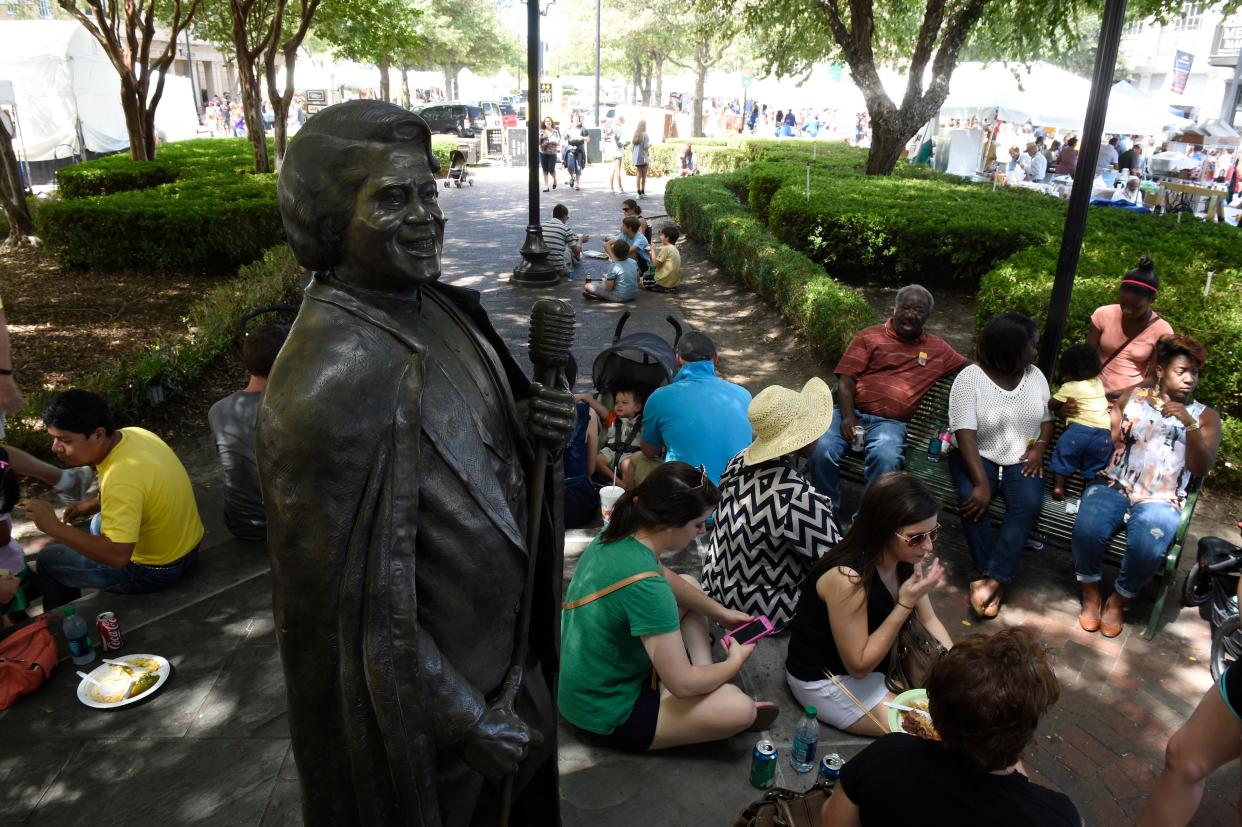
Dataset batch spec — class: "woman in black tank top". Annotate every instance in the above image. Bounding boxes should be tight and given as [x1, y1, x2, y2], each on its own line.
[785, 472, 954, 736]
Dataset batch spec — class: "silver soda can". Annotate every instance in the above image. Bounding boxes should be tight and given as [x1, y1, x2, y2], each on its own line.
[851, 426, 865, 452]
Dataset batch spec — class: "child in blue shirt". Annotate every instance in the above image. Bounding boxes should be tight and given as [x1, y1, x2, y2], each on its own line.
[583, 239, 638, 303]
[619, 216, 651, 277]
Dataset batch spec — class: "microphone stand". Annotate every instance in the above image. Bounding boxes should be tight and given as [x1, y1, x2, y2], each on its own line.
[498, 298, 575, 826]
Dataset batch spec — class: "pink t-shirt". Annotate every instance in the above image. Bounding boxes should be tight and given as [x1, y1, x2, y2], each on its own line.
[1091, 304, 1174, 394]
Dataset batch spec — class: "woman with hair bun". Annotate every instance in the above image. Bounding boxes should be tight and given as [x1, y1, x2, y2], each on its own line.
[1086, 256, 1175, 397]
[1073, 334, 1221, 638]
[558, 461, 779, 751]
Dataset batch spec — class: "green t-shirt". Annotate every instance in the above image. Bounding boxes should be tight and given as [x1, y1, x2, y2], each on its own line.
[558, 535, 681, 735]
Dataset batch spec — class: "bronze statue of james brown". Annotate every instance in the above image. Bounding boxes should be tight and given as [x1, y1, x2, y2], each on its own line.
[257, 100, 571, 827]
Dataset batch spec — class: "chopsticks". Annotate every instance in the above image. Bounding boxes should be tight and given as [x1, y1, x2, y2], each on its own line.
[823, 668, 889, 732]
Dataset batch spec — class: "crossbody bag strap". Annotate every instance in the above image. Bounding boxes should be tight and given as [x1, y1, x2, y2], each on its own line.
[1101, 312, 1160, 370]
[563, 570, 661, 610]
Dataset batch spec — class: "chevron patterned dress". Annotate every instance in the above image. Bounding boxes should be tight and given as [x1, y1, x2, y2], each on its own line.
[703, 455, 843, 627]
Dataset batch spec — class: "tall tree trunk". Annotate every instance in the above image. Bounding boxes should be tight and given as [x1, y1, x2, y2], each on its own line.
[641, 63, 652, 106]
[0, 121, 36, 244]
[118, 81, 155, 162]
[401, 66, 411, 109]
[235, 51, 271, 173]
[862, 99, 938, 175]
[692, 58, 707, 137]
[378, 53, 391, 102]
[655, 58, 663, 107]
[632, 58, 641, 104]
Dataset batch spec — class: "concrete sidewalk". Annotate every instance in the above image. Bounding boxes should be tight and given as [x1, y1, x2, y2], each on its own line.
[3, 161, 1240, 825]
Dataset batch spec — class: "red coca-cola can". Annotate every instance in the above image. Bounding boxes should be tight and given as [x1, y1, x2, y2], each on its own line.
[96, 611, 124, 652]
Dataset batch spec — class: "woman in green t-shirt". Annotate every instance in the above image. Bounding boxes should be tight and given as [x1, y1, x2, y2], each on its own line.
[559, 462, 779, 751]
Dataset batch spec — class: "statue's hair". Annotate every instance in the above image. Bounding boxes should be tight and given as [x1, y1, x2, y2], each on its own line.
[278, 100, 440, 270]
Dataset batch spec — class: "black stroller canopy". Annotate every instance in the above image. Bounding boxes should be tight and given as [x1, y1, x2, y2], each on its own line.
[590, 313, 682, 394]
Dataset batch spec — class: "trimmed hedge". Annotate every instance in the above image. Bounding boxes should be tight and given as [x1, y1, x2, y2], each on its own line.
[42, 139, 282, 273]
[705, 141, 1242, 490]
[57, 157, 180, 199]
[623, 139, 751, 178]
[2, 244, 303, 454]
[664, 172, 876, 365]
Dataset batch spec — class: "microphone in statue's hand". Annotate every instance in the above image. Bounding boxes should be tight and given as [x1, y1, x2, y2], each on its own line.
[528, 298, 575, 372]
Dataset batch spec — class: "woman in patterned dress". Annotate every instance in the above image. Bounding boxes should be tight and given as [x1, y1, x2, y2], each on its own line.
[1073, 334, 1221, 638]
[703, 378, 842, 629]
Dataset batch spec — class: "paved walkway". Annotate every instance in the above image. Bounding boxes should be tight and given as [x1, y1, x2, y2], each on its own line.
[3, 162, 1241, 825]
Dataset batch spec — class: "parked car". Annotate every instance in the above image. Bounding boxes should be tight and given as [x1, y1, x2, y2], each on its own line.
[413, 102, 482, 137]
[499, 101, 519, 128]
[502, 94, 527, 120]
[468, 100, 513, 130]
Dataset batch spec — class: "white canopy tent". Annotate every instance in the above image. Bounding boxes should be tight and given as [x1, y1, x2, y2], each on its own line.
[0, 20, 199, 163]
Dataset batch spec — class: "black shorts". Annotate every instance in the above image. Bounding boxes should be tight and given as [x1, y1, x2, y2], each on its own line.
[540, 153, 557, 174]
[575, 683, 660, 751]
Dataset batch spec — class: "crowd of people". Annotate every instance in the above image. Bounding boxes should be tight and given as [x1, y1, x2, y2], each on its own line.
[554, 256, 1226, 823]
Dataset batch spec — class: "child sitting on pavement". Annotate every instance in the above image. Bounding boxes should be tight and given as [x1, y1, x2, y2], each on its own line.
[607, 216, 651, 278]
[1049, 343, 1117, 501]
[0, 449, 32, 625]
[576, 383, 647, 489]
[642, 226, 682, 293]
[583, 239, 638, 303]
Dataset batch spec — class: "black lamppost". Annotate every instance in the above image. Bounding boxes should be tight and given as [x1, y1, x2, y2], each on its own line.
[511, 0, 558, 287]
[1039, 0, 1128, 376]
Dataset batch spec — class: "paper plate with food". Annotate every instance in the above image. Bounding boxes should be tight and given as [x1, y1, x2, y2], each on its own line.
[887, 688, 940, 741]
[77, 654, 171, 709]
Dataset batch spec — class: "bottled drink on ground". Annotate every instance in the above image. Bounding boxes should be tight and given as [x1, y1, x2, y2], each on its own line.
[791, 705, 819, 773]
[63, 606, 96, 666]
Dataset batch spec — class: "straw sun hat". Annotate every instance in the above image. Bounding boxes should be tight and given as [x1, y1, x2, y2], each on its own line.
[742, 377, 834, 467]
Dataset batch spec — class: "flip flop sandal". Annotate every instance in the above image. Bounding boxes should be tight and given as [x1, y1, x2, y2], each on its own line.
[746, 701, 780, 733]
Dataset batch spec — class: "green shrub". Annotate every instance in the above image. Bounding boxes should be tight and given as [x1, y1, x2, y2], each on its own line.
[40, 139, 283, 273]
[432, 136, 459, 173]
[2, 245, 303, 454]
[57, 157, 180, 198]
[664, 173, 876, 365]
[623, 140, 750, 178]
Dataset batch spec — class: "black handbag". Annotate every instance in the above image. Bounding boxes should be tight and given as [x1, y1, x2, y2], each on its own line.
[733, 781, 833, 827]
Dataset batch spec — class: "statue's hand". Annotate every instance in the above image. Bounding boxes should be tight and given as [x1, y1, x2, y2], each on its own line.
[527, 381, 576, 449]
[460, 667, 542, 778]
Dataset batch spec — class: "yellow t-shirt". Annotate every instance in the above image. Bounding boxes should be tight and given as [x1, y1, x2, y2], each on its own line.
[654, 243, 681, 288]
[98, 427, 204, 565]
[1053, 377, 1110, 430]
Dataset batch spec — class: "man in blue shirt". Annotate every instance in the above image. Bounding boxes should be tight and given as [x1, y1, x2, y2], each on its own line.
[640, 331, 752, 484]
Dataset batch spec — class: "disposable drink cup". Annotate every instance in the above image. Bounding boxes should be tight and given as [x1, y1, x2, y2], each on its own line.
[600, 486, 625, 524]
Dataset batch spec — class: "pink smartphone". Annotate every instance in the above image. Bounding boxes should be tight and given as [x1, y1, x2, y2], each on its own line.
[722, 615, 775, 647]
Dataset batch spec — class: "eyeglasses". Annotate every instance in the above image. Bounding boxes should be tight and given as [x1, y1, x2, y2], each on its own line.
[894, 525, 940, 547]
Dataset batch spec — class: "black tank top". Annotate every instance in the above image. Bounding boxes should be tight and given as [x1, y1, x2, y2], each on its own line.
[785, 560, 896, 682]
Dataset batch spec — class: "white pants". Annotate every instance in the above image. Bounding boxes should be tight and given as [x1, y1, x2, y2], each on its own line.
[786, 671, 888, 730]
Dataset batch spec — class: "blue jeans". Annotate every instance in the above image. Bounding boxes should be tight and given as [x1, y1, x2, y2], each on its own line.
[36, 544, 200, 610]
[948, 453, 1044, 584]
[810, 407, 907, 512]
[1050, 422, 1113, 479]
[1072, 482, 1181, 598]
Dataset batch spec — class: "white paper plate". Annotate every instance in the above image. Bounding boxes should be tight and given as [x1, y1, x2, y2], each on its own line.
[77, 654, 171, 709]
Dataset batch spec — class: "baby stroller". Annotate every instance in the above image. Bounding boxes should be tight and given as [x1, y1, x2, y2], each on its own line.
[589, 312, 682, 480]
[444, 144, 472, 189]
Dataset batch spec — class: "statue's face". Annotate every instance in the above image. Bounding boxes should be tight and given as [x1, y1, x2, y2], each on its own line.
[337, 143, 445, 293]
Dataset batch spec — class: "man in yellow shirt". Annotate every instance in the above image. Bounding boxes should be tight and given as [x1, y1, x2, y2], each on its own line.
[21, 390, 204, 609]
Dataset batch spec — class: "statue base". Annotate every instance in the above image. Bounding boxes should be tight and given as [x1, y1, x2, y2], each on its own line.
[511, 224, 560, 288]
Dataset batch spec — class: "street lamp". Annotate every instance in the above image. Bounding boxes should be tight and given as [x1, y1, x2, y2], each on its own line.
[511, 0, 558, 287]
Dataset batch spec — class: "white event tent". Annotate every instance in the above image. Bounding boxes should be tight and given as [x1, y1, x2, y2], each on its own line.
[0, 20, 199, 163]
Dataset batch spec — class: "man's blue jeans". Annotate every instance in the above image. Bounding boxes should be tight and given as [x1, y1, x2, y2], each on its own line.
[1072, 482, 1181, 598]
[36, 544, 199, 610]
[810, 407, 907, 512]
[948, 453, 1044, 584]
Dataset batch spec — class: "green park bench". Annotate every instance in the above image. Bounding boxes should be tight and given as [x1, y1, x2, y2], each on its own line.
[839, 374, 1200, 640]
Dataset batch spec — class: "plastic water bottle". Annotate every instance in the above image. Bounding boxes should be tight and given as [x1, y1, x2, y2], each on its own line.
[926, 423, 944, 462]
[63, 606, 96, 666]
[791, 706, 819, 773]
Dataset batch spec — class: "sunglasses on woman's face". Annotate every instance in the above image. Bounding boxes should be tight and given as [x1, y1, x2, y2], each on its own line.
[894, 525, 940, 547]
